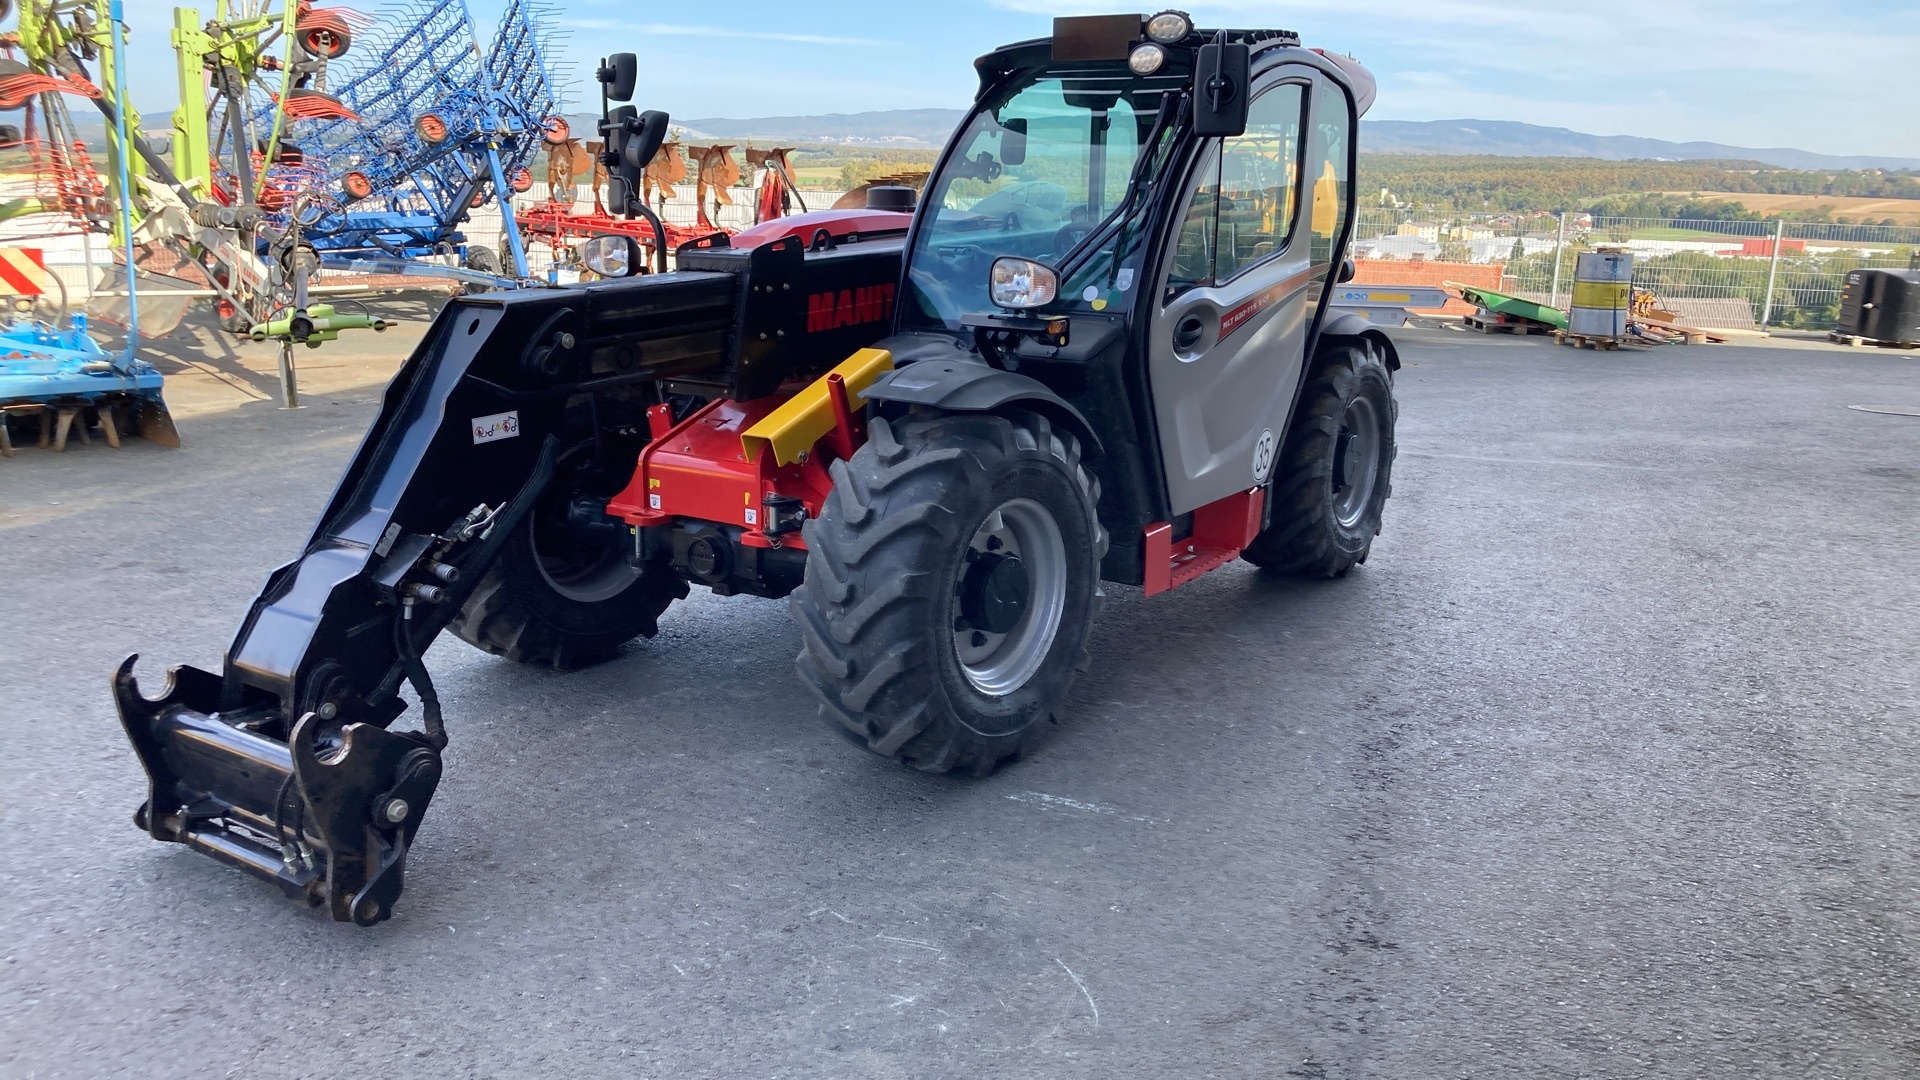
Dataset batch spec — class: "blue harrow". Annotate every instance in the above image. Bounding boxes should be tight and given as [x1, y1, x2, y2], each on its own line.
[265, 0, 568, 284]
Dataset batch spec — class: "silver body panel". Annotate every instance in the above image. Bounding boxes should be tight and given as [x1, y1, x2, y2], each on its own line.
[1147, 62, 1338, 516]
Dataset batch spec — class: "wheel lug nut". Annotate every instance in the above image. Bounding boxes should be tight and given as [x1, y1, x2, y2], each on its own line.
[383, 798, 410, 823]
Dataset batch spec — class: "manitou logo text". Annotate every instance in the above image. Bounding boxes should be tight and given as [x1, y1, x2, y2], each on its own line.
[808, 284, 896, 333]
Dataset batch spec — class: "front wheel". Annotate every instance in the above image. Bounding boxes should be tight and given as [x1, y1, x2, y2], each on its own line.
[450, 501, 686, 669]
[1242, 339, 1397, 578]
[792, 409, 1105, 776]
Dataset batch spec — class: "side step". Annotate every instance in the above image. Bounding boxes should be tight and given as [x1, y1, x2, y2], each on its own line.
[1142, 487, 1266, 596]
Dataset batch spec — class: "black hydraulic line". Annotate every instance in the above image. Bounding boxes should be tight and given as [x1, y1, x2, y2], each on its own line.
[392, 606, 445, 750]
[630, 202, 670, 274]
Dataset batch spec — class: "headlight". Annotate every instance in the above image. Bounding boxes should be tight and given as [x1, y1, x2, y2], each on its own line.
[989, 257, 1058, 310]
[581, 234, 638, 278]
[1145, 10, 1192, 44]
[1127, 42, 1166, 75]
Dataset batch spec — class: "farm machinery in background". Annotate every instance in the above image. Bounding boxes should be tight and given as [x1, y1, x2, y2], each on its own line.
[517, 87, 823, 277]
[285, 0, 566, 287]
[0, 0, 176, 452]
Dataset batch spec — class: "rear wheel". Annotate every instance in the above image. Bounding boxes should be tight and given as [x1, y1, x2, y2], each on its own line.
[1242, 339, 1397, 578]
[450, 499, 685, 668]
[792, 409, 1105, 776]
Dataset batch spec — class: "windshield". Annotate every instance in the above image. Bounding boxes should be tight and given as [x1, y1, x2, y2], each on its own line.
[902, 70, 1184, 331]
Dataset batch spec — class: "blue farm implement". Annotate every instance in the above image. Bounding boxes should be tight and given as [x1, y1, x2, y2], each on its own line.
[1, 0, 179, 454]
[275, 0, 567, 283]
[0, 314, 178, 454]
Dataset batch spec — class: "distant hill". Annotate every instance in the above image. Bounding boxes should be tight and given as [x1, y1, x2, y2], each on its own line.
[637, 110, 1920, 172]
[1362, 120, 1920, 171]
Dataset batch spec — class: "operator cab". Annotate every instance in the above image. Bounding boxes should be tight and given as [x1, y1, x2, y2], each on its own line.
[875, 12, 1377, 583]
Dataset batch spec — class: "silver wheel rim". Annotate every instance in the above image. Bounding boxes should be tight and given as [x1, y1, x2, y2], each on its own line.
[1334, 396, 1382, 529]
[532, 517, 638, 603]
[953, 498, 1068, 697]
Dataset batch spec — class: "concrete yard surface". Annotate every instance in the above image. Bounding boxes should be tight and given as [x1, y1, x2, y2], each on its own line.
[2, 328, 1918, 1077]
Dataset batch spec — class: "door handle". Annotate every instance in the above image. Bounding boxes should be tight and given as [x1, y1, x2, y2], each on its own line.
[1173, 314, 1206, 353]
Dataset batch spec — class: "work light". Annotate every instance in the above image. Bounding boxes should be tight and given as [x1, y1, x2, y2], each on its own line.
[1128, 42, 1167, 75]
[1145, 10, 1192, 43]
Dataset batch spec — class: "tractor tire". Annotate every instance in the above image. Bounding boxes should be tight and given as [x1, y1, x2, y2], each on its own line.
[450, 506, 686, 669]
[792, 409, 1105, 776]
[1242, 339, 1397, 578]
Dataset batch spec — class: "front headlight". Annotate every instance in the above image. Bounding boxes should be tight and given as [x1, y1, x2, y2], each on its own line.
[989, 258, 1058, 310]
[581, 234, 638, 278]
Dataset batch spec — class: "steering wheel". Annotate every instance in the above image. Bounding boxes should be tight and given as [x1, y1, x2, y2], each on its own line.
[1052, 222, 1092, 255]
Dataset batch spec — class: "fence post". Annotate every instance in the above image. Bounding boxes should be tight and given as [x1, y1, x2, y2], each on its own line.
[1549, 213, 1567, 308]
[1760, 219, 1785, 330]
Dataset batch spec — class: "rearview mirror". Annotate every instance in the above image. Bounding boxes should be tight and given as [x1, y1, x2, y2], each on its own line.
[999, 118, 1028, 167]
[598, 53, 638, 103]
[602, 106, 669, 216]
[1192, 35, 1250, 138]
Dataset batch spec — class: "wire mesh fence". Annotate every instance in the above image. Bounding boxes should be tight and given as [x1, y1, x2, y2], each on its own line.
[1349, 208, 1920, 331]
[4, 184, 1915, 332]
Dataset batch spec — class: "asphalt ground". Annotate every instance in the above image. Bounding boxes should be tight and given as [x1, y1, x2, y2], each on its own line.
[3, 325, 1918, 1078]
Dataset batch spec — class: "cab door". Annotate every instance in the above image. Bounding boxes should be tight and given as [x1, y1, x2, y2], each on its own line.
[1146, 75, 1320, 516]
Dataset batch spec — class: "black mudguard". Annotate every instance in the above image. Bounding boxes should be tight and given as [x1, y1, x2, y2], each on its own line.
[861, 348, 1104, 458]
[1317, 312, 1401, 371]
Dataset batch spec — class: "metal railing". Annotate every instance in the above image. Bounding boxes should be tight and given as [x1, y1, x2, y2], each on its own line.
[6, 193, 1913, 332]
[1350, 208, 1920, 331]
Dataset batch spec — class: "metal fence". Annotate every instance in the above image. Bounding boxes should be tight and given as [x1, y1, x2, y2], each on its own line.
[1351, 209, 1920, 331]
[6, 187, 1914, 332]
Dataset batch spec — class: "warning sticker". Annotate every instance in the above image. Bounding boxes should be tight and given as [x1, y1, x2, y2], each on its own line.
[472, 411, 520, 444]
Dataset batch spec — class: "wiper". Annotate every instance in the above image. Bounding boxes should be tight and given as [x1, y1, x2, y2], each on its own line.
[1055, 91, 1186, 281]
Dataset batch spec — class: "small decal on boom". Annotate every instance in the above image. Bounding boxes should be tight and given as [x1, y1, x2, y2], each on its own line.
[472, 410, 520, 444]
[807, 283, 897, 333]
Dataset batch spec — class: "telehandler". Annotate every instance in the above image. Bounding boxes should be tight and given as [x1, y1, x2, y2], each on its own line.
[113, 13, 1402, 924]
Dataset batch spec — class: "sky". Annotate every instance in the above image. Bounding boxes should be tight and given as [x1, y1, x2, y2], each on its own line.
[110, 0, 1920, 159]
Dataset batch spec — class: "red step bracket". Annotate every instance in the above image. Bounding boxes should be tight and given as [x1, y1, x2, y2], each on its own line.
[1142, 486, 1266, 597]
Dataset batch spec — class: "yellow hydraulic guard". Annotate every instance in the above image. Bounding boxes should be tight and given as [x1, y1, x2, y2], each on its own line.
[741, 348, 893, 465]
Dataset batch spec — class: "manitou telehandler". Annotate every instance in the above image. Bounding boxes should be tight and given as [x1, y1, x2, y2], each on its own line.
[112, 13, 1402, 924]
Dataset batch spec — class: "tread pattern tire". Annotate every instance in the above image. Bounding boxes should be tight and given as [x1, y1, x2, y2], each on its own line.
[791, 409, 1105, 777]
[449, 515, 686, 669]
[1242, 339, 1397, 578]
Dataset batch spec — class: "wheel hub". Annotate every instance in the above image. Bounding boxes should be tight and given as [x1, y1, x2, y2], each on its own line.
[1331, 396, 1382, 529]
[952, 500, 1068, 697]
[960, 553, 1030, 635]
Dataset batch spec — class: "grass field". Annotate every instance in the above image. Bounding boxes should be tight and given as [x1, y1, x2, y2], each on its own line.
[1676, 191, 1920, 225]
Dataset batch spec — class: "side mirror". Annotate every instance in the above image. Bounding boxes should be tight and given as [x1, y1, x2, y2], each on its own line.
[999, 118, 1028, 167]
[602, 106, 669, 217]
[598, 53, 637, 103]
[1192, 34, 1251, 138]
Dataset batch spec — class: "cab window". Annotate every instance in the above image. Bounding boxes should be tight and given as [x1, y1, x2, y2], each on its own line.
[1166, 82, 1307, 297]
[1309, 76, 1352, 271]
